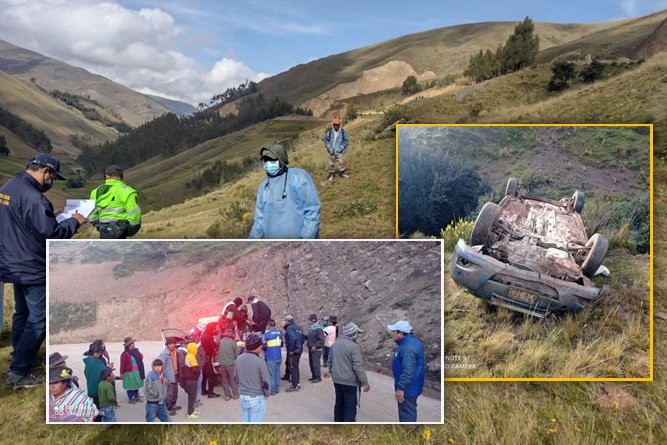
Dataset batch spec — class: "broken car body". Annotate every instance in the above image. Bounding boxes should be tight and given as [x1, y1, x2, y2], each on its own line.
[451, 177, 608, 317]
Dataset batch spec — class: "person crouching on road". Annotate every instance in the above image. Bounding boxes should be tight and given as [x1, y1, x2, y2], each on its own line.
[88, 164, 141, 239]
[248, 143, 320, 239]
[98, 367, 117, 422]
[234, 334, 271, 422]
[388, 320, 425, 422]
[145, 358, 172, 422]
[327, 322, 370, 422]
[183, 342, 201, 419]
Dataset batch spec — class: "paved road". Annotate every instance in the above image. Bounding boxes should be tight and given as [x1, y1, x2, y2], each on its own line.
[51, 341, 442, 423]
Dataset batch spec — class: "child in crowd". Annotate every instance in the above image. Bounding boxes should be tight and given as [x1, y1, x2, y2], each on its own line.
[183, 342, 201, 419]
[144, 358, 172, 422]
[98, 367, 117, 422]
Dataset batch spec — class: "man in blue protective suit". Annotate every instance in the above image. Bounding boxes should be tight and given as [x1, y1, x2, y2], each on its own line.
[249, 143, 320, 239]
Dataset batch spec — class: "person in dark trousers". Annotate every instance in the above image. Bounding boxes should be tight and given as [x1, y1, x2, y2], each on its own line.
[200, 322, 221, 398]
[158, 337, 183, 415]
[388, 320, 425, 422]
[182, 342, 201, 419]
[306, 313, 325, 383]
[328, 322, 370, 422]
[0, 154, 85, 388]
[283, 315, 304, 392]
[144, 358, 172, 422]
[247, 295, 272, 332]
[323, 315, 338, 367]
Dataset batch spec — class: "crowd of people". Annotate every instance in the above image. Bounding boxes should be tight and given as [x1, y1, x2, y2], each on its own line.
[48, 296, 426, 423]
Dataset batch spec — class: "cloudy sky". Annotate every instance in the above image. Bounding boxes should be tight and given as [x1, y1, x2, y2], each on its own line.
[0, 0, 665, 105]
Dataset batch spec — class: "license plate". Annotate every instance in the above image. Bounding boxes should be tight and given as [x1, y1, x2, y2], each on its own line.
[507, 287, 537, 304]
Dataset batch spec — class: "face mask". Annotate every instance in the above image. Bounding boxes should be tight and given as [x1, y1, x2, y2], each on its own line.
[263, 160, 281, 176]
[40, 172, 54, 192]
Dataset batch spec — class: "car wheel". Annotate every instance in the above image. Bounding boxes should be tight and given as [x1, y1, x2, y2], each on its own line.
[470, 202, 500, 246]
[572, 190, 585, 213]
[505, 177, 518, 197]
[581, 233, 608, 277]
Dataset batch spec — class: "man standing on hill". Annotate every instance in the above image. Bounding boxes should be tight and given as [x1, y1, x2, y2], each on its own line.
[89, 165, 141, 239]
[387, 320, 425, 422]
[0, 153, 85, 388]
[249, 143, 320, 239]
[323, 117, 349, 180]
[327, 322, 370, 422]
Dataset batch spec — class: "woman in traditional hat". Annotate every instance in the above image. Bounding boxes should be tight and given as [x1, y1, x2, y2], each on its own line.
[119, 336, 145, 403]
[49, 366, 99, 422]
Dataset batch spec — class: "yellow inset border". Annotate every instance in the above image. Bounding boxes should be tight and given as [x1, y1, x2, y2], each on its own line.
[395, 123, 654, 383]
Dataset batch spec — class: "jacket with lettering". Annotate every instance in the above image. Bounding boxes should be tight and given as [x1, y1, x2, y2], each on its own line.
[262, 328, 283, 361]
[0, 171, 80, 285]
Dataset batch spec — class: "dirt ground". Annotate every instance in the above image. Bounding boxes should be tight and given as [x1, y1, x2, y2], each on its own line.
[49, 341, 443, 423]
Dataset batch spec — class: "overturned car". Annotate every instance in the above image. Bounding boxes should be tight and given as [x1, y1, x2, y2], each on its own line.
[451, 177, 608, 317]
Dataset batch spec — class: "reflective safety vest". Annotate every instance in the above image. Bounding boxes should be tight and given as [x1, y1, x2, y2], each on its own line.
[89, 179, 141, 228]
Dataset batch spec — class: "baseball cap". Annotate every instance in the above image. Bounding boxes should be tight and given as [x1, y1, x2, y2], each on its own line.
[387, 320, 413, 334]
[29, 153, 66, 180]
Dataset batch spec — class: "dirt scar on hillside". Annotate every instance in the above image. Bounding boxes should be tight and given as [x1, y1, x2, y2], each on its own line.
[481, 133, 646, 195]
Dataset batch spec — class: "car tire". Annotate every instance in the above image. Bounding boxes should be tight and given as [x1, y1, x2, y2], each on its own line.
[572, 190, 585, 213]
[470, 202, 500, 246]
[581, 233, 608, 277]
[505, 177, 518, 197]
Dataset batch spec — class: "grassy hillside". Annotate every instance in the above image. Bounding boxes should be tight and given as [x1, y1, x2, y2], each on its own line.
[258, 21, 621, 106]
[0, 71, 117, 159]
[537, 10, 667, 62]
[0, 39, 172, 126]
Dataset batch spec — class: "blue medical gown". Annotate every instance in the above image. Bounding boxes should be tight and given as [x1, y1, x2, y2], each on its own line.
[249, 168, 320, 239]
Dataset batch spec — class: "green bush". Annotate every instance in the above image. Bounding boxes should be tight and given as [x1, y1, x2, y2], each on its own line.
[441, 219, 474, 252]
[346, 104, 359, 121]
[392, 295, 416, 309]
[112, 263, 133, 278]
[50, 301, 97, 334]
[333, 199, 377, 218]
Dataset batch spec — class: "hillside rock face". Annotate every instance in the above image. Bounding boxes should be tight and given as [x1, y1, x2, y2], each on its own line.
[49, 241, 442, 389]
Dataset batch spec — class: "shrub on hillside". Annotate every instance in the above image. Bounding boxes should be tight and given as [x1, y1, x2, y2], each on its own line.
[441, 219, 474, 252]
[0, 135, 8, 155]
[548, 61, 576, 91]
[580, 58, 605, 83]
[402, 75, 422, 96]
[50, 302, 97, 334]
[346, 104, 359, 121]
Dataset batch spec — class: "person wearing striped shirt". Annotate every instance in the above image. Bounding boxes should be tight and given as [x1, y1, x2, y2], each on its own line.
[49, 366, 99, 422]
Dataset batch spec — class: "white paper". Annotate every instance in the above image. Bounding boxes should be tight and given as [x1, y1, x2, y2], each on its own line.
[56, 199, 96, 222]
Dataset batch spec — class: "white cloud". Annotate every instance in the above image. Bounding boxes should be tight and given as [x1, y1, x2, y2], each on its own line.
[0, 0, 270, 105]
[619, 0, 638, 16]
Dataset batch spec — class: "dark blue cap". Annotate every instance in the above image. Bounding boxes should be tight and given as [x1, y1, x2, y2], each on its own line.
[28, 153, 66, 180]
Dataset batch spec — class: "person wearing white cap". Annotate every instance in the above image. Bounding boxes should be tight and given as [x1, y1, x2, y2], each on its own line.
[327, 322, 370, 422]
[387, 320, 425, 422]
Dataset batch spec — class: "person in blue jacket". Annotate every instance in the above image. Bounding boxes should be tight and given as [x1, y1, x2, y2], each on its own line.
[0, 154, 85, 388]
[282, 315, 304, 392]
[249, 143, 320, 239]
[387, 320, 425, 422]
[262, 319, 284, 395]
[322, 117, 350, 180]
